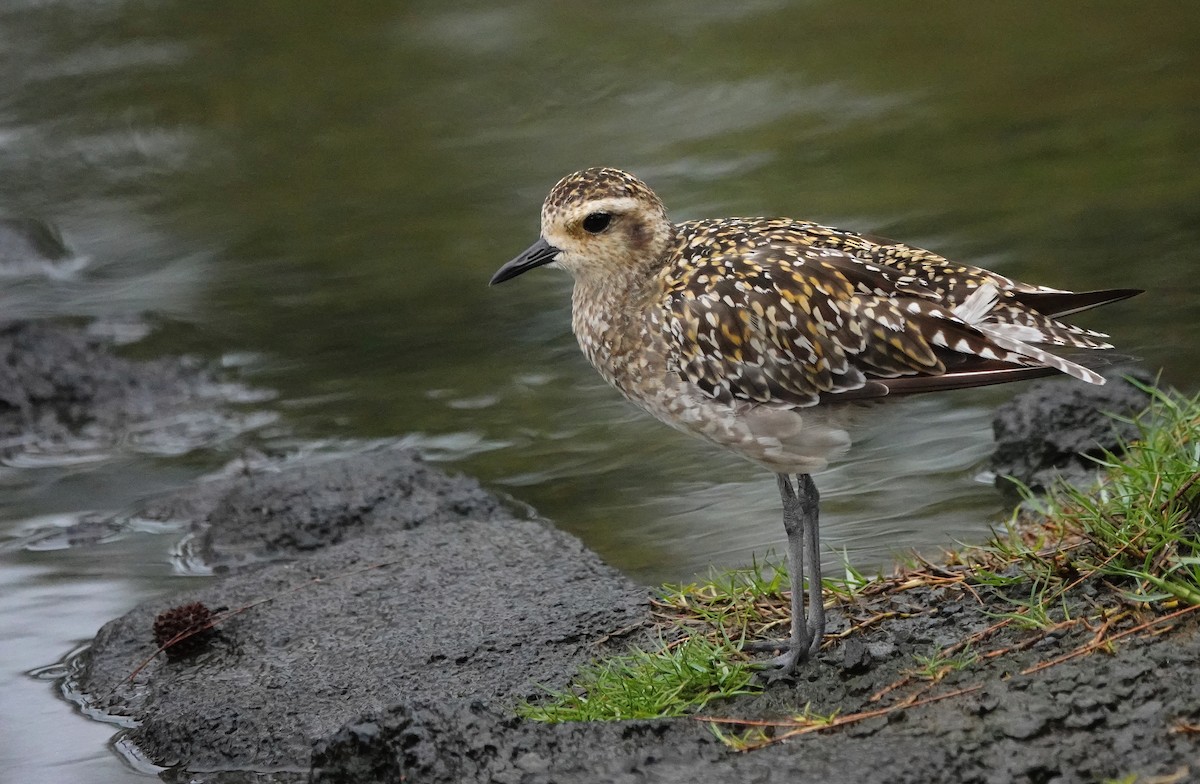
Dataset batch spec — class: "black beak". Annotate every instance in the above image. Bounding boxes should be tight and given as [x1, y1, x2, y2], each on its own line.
[490, 237, 561, 285]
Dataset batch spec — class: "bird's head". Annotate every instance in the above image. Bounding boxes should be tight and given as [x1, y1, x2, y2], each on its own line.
[490, 168, 674, 286]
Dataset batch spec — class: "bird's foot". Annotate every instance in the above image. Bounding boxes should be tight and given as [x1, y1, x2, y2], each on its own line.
[743, 634, 823, 675]
[749, 645, 808, 677]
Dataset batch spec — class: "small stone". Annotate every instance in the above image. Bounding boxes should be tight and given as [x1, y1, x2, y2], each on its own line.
[999, 713, 1048, 740]
[867, 640, 897, 660]
[840, 638, 871, 673]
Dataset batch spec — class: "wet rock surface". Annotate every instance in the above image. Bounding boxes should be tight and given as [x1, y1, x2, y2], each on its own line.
[310, 701, 716, 784]
[75, 451, 649, 775]
[991, 369, 1153, 493]
[310, 585, 1200, 784]
[137, 449, 511, 569]
[0, 320, 270, 457]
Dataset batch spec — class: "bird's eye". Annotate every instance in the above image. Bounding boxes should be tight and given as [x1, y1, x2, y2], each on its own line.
[582, 212, 612, 234]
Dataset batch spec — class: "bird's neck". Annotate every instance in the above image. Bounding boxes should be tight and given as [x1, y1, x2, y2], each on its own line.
[569, 265, 660, 383]
[568, 219, 676, 382]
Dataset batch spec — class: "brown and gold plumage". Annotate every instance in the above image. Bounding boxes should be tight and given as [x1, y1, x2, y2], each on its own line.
[492, 167, 1139, 672]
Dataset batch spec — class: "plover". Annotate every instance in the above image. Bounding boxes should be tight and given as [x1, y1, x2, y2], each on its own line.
[491, 167, 1139, 672]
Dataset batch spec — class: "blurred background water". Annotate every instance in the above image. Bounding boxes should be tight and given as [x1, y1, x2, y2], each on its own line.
[0, 2, 1196, 781]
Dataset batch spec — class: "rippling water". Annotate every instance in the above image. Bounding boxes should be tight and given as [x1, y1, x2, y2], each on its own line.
[1, 2, 1197, 781]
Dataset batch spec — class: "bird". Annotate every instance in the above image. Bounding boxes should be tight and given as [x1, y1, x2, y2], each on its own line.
[490, 167, 1139, 673]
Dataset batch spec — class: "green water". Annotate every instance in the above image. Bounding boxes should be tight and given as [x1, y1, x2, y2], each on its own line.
[1, 2, 1196, 781]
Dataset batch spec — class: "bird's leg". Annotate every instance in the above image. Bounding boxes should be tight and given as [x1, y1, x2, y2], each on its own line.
[749, 472, 823, 672]
[798, 472, 824, 658]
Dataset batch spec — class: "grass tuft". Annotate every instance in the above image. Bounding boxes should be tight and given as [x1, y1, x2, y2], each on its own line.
[910, 646, 979, 681]
[991, 382, 1200, 611]
[516, 633, 757, 722]
[518, 551, 876, 723]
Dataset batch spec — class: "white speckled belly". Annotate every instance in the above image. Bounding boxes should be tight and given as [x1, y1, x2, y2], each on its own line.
[577, 308, 853, 475]
[636, 371, 852, 474]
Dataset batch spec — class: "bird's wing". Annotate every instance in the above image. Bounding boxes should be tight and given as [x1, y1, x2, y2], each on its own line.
[813, 248, 1130, 350]
[659, 243, 1104, 408]
[801, 231, 1140, 350]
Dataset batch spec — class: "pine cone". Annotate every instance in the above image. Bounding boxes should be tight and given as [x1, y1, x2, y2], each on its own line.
[152, 601, 216, 660]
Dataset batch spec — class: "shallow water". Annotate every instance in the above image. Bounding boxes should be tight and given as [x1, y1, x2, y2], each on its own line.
[1, 2, 1197, 781]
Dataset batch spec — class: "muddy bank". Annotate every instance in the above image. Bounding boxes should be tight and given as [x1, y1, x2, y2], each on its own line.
[311, 601, 1199, 784]
[73, 448, 651, 776]
[66, 365, 1196, 782]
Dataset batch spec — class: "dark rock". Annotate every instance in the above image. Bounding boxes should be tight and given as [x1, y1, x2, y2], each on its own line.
[73, 510, 1200, 784]
[309, 700, 722, 784]
[991, 369, 1153, 493]
[75, 511, 649, 774]
[303, 595, 1200, 784]
[138, 448, 510, 568]
[0, 320, 270, 458]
